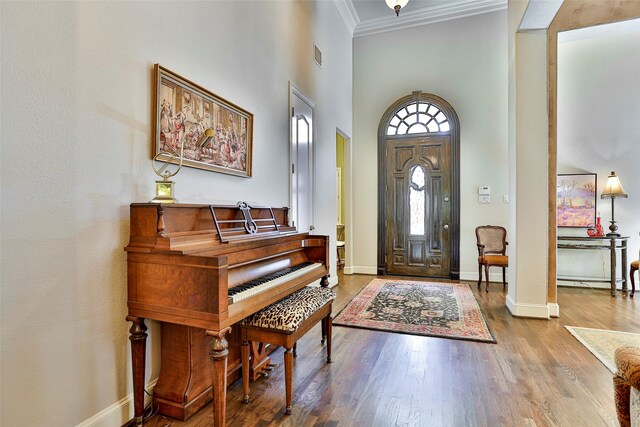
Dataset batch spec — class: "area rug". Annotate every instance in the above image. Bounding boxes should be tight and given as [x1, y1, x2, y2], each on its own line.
[333, 278, 495, 343]
[565, 326, 640, 373]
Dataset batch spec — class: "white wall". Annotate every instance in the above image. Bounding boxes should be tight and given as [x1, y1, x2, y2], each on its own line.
[352, 10, 509, 278]
[557, 22, 640, 288]
[0, 1, 352, 425]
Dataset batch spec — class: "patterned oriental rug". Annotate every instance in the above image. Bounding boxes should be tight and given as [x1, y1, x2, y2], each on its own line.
[565, 326, 640, 373]
[333, 279, 496, 343]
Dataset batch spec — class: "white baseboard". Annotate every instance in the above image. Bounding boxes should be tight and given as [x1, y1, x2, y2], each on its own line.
[548, 302, 560, 318]
[343, 266, 354, 274]
[328, 275, 339, 288]
[459, 271, 505, 283]
[351, 265, 377, 275]
[556, 279, 619, 290]
[76, 379, 157, 427]
[506, 294, 550, 319]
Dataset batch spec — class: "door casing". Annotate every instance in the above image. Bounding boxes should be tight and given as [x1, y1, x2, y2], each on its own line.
[377, 91, 460, 279]
[289, 82, 315, 233]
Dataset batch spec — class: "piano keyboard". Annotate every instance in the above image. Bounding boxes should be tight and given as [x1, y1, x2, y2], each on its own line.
[228, 261, 323, 304]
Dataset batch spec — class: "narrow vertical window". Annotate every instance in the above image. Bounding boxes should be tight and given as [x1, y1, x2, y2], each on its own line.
[296, 116, 309, 196]
[409, 166, 426, 236]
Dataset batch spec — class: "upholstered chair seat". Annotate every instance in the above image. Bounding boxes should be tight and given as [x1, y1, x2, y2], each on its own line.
[614, 346, 640, 427]
[240, 286, 335, 333]
[477, 255, 508, 267]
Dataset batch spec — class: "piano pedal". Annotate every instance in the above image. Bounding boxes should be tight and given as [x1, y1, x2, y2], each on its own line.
[258, 371, 269, 378]
[264, 366, 274, 372]
[267, 362, 280, 368]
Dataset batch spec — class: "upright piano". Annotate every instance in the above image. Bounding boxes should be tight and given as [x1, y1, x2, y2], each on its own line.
[125, 202, 329, 426]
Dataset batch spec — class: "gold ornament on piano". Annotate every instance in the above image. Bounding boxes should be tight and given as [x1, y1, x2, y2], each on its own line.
[150, 128, 216, 203]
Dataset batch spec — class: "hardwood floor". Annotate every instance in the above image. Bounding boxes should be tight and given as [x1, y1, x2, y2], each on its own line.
[142, 273, 639, 427]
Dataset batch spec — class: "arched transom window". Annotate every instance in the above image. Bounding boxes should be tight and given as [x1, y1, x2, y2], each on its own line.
[386, 101, 450, 136]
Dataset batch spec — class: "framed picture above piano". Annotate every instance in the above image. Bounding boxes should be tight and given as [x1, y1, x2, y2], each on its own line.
[153, 64, 253, 178]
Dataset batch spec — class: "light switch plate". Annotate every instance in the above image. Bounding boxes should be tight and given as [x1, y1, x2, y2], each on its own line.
[479, 195, 491, 204]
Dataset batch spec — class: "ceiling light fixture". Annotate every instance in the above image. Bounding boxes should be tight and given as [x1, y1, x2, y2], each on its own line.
[386, 0, 409, 16]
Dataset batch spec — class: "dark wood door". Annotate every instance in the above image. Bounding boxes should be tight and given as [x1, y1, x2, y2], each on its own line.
[384, 136, 451, 277]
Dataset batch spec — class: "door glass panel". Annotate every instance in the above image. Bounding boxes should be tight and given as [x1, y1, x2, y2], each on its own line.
[409, 166, 426, 236]
[296, 115, 311, 232]
[408, 123, 427, 134]
[427, 120, 439, 132]
[387, 102, 450, 135]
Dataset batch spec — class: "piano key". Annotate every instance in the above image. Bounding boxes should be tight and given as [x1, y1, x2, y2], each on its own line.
[228, 262, 322, 304]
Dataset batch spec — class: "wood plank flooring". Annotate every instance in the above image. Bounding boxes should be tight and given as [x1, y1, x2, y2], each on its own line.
[141, 274, 639, 427]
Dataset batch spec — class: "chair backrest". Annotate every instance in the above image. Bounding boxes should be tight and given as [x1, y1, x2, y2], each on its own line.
[475, 226, 507, 255]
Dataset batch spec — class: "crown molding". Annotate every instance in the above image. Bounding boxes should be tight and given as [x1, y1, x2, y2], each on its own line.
[334, 0, 359, 36]
[353, 0, 507, 38]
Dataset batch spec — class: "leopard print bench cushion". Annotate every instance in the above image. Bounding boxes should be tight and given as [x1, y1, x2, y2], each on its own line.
[240, 286, 335, 333]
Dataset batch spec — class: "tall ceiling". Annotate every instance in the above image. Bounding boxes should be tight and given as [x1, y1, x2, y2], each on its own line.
[340, 0, 508, 37]
[351, 0, 457, 21]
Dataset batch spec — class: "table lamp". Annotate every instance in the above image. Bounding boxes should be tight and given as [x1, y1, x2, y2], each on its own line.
[151, 128, 215, 203]
[600, 171, 628, 237]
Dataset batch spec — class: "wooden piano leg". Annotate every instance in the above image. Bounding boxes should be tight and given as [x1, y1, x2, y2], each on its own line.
[207, 327, 232, 427]
[320, 275, 330, 287]
[320, 275, 329, 344]
[324, 315, 333, 363]
[321, 321, 326, 344]
[241, 340, 250, 404]
[126, 316, 147, 426]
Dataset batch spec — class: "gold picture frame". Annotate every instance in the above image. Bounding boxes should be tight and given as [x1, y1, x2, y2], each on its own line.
[153, 64, 253, 178]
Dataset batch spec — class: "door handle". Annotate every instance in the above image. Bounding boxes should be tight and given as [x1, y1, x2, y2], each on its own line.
[444, 196, 450, 202]
[443, 224, 449, 230]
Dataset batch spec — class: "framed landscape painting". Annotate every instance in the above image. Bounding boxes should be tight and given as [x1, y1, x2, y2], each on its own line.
[153, 64, 253, 178]
[557, 173, 597, 227]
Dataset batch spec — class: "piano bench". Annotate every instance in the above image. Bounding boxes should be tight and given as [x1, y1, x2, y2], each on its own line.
[239, 286, 335, 415]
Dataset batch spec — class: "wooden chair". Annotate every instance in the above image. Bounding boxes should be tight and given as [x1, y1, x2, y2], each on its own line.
[239, 286, 335, 415]
[475, 225, 508, 292]
[630, 260, 638, 298]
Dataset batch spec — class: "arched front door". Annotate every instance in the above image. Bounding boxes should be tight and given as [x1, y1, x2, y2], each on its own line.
[377, 91, 460, 279]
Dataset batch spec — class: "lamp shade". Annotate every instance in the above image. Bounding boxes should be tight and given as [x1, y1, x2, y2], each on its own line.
[601, 171, 628, 199]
